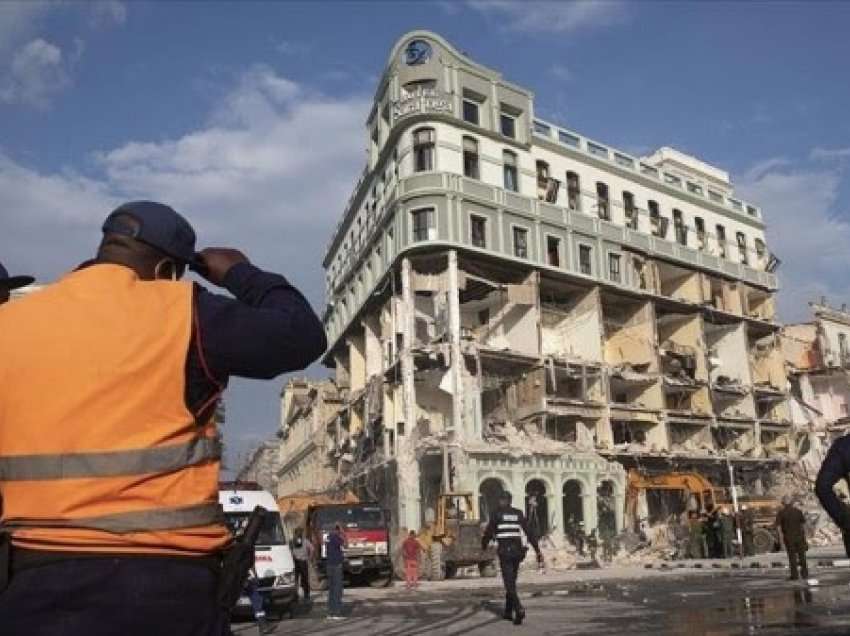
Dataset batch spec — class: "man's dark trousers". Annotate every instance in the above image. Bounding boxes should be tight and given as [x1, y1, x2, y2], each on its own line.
[294, 558, 310, 599]
[499, 551, 523, 616]
[786, 540, 809, 580]
[327, 563, 344, 616]
[0, 556, 222, 636]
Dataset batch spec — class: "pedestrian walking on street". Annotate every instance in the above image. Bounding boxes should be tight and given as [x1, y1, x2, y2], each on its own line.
[482, 491, 544, 626]
[720, 507, 736, 559]
[0, 201, 327, 636]
[326, 524, 347, 620]
[290, 527, 314, 602]
[775, 496, 809, 581]
[402, 530, 423, 590]
[0, 261, 34, 305]
[816, 435, 850, 558]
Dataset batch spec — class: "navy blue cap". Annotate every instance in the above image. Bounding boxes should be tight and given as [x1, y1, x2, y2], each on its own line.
[102, 201, 204, 270]
[0, 262, 35, 289]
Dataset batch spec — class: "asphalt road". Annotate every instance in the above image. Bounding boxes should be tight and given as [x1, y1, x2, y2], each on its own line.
[231, 568, 850, 636]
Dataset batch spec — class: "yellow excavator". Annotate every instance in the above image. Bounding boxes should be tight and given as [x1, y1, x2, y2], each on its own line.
[626, 470, 781, 553]
[418, 492, 497, 580]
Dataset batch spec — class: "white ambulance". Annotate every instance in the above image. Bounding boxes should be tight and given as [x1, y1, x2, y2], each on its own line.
[219, 482, 298, 618]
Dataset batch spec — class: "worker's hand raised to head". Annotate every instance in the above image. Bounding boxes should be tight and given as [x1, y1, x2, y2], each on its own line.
[197, 248, 249, 287]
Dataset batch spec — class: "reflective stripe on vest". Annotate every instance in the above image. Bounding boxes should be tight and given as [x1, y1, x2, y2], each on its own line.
[0, 436, 221, 481]
[2, 502, 224, 534]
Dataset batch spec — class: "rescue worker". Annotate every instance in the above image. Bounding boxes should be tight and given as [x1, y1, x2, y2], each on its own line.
[687, 511, 704, 559]
[0, 261, 34, 305]
[720, 507, 736, 559]
[740, 505, 756, 556]
[481, 491, 544, 625]
[290, 527, 313, 602]
[0, 201, 327, 635]
[775, 496, 808, 581]
[816, 434, 850, 558]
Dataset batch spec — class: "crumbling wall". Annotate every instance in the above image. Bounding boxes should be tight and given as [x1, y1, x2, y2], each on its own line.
[781, 323, 820, 371]
[743, 285, 776, 321]
[603, 298, 656, 368]
[348, 332, 366, 392]
[460, 286, 538, 357]
[414, 369, 453, 434]
[541, 287, 603, 362]
[700, 275, 743, 314]
[656, 261, 701, 303]
[749, 333, 786, 389]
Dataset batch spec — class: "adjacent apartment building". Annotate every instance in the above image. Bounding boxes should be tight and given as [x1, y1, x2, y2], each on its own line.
[295, 31, 790, 536]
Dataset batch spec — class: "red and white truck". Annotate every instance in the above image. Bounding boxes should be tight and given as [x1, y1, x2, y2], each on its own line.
[306, 502, 392, 588]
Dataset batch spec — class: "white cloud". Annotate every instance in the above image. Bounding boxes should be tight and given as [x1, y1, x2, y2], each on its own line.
[0, 38, 74, 108]
[810, 147, 850, 162]
[736, 160, 850, 322]
[468, 0, 628, 33]
[88, 1, 128, 28]
[3, 65, 369, 297]
[549, 63, 573, 82]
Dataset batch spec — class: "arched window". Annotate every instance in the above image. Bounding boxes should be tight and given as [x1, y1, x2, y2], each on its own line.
[597, 480, 617, 538]
[479, 478, 509, 522]
[413, 127, 435, 172]
[563, 480, 584, 544]
[526, 479, 549, 536]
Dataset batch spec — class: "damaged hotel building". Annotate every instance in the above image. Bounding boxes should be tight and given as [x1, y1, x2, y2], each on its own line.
[282, 31, 792, 537]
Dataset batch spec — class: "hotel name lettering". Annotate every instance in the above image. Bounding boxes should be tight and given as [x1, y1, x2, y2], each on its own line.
[392, 88, 453, 121]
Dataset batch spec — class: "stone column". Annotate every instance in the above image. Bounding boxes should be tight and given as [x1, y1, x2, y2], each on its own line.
[398, 257, 421, 531]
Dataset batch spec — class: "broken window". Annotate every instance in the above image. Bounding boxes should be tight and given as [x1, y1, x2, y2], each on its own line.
[411, 208, 435, 242]
[596, 182, 610, 220]
[503, 150, 518, 192]
[754, 238, 766, 259]
[649, 200, 667, 237]
[463, 136, 480, 179]
[695, 217, 706, 250]
[840, 333, 849, 365]
[470, 214, 487, 248]
[547, 236, 561, 267]
[612, 421, 647, 445]
[536, 161, 559, 203]
[673, 209, 687, 246]
[608, 253, 621, 283]
[579, 244, 593, 275]
[566, 171, 581, 211]
[623, 191, 637, 229]
[463, 98, 480, 125]
[513, 226, 529, 258]
[500, 111, 516, 138]
[716, 224, 727, 258]
[413, 127, 435, 172]
[736, 231, 748, 265]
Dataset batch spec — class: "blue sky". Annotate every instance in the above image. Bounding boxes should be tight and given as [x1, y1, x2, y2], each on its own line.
[2, 1, 849, 471]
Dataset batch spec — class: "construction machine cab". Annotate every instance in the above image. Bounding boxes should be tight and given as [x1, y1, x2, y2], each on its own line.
[420, 491, 496, 580]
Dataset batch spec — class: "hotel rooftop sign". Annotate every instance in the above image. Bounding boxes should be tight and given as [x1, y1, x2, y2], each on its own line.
[392, 87, 453, 122]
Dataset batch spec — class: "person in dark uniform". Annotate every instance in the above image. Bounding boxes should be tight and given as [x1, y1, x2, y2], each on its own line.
[816, 435, 850, 558]
[481, 491, 544, 625]
[0, 262, 34, 305]
[775, 496, 808, 580]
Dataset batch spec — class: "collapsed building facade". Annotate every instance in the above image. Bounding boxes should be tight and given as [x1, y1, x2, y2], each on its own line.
[291, 31, 793, 538]
[783, 302, 850, 469]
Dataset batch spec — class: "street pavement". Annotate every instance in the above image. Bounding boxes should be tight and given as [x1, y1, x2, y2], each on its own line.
[231, 549, 850, 635]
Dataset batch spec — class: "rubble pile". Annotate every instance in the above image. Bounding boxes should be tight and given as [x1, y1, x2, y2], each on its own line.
[612, 526, 675, 565]
[766, 451, 842, 548]
[535, 532, 577, 571]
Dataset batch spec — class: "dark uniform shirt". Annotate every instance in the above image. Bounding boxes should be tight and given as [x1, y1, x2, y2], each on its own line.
[816, 435, 850, 529]
[481, 506, 540, 555]
[775, 505, 806, 546]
